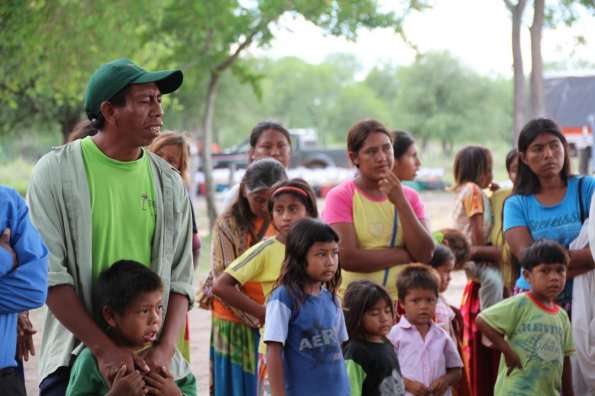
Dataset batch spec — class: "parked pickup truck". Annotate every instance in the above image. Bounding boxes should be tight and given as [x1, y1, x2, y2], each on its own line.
[208, 129, 350, 169]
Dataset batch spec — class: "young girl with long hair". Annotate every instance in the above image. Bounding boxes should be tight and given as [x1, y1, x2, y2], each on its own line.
[264, 218, 349, 396]
[342, 280, 404, 396]
[452, 145, 503, 310]
[148, 131, 198, 363]
[212, 178, 318, 396]
[208, 157, 287, 396]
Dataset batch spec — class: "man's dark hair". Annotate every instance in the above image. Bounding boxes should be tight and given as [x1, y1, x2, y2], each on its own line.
[94, 260, 163, 315]
[90, 85, 131, 130]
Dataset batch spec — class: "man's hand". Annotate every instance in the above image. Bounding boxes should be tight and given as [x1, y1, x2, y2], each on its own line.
[106, 365, 147, 396]
[0, 228, 17, 269]
[144, 366, 182, 396]
[141, 343, 176, 373]
[97, 344, 150, 386]
[16, 311, 36, 361]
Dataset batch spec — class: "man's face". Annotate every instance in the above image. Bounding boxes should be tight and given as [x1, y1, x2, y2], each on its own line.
[113, 82, 164, 148]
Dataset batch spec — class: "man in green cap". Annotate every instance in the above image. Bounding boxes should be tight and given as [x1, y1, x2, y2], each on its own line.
[27, 59, 195, 395]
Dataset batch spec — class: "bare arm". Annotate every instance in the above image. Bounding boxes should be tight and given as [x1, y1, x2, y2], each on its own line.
[475, 316, 521, 375]
[468, 214, 501, 262]
[212, 273, 265, 323]
[332, 222, 412, 273]
[266, 342, 285, 396]
[46, 285, 148, 383]
[505, 226, 594, 278]
[562, 356, 574, 396]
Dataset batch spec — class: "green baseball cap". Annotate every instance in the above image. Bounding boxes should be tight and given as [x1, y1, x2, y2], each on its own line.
[84, 58, 183, 120]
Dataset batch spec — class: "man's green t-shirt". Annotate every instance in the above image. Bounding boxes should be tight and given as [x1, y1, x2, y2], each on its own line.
[81, 137, 156, 282]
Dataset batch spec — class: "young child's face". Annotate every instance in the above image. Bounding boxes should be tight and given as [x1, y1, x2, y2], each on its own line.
[435, 258, 454, 294]
[362, 299, 394, 342]
[111, 289, 163, 348]
[155, 144, 182, 172]
[305, 241, 339, 284]
[400, 288, 437, 327]
[524, 262, 567, 303]
[272, 194, 308, 240]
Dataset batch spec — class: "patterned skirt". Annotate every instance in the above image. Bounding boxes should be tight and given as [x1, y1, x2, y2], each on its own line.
[210, 316, 259, 396]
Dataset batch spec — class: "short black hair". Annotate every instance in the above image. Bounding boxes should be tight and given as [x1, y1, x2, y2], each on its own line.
[522, 239, 569, 271]
[94, 260, 163, 315]
[396, 263, 439, 301]
[90, 85, 131, 130]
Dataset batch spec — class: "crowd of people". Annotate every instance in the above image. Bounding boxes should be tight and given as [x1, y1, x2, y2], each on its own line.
[2, 57, 595, 396]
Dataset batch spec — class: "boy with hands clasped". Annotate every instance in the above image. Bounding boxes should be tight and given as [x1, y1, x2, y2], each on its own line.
[476, 239, 574, 396]
[66, 260, 196, 396]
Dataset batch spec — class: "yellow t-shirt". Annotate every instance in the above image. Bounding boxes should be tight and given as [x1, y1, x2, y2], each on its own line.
[322, 180, 404, 299]
[225, 237, 286, 354]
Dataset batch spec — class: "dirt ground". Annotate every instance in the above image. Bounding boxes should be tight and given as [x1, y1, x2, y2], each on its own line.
[23, 191, 463, 395]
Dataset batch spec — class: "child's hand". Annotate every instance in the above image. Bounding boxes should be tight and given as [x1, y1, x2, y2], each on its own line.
[143, 366, 182, 396]
[404, 378, 431, 396]
[429, 377, 450, 396]
[503, 350, 522, 375]
[106, 366, 146, 396]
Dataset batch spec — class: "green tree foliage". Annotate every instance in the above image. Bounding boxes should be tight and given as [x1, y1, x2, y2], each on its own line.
[0, 0, 163, 141]
[394, 52, 512, 155]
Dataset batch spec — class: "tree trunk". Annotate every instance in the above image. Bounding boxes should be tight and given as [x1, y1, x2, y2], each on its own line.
[530, 0, 545, 118]
[505, 0, 527, 145]
[200, 71, 221, 230]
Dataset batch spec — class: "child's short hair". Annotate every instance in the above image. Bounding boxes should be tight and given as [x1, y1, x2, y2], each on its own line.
[439, 228, 470, 270]
[521, 239, 569, 271]
[429, 244, 455, 269]
[343, 280, 393, 340]
[94, 260, 163, 315]
[396, 264, 440, 301]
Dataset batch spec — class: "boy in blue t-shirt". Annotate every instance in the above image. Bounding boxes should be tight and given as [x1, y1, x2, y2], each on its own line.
[476, 239, 574, 396]
[66, 260, 196, 396]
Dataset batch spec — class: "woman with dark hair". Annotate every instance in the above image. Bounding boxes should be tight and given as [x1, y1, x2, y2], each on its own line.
[221, 121, 292, 212]
[504, 117, 595, 314]
[322, 119, 434, 300]
[392, 130, 431, 230]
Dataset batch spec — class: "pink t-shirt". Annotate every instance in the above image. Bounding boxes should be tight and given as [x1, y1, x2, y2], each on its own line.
[322, 180, 426, 224]
[387, 316, 463, 396]
[403, 185, 427, 221]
